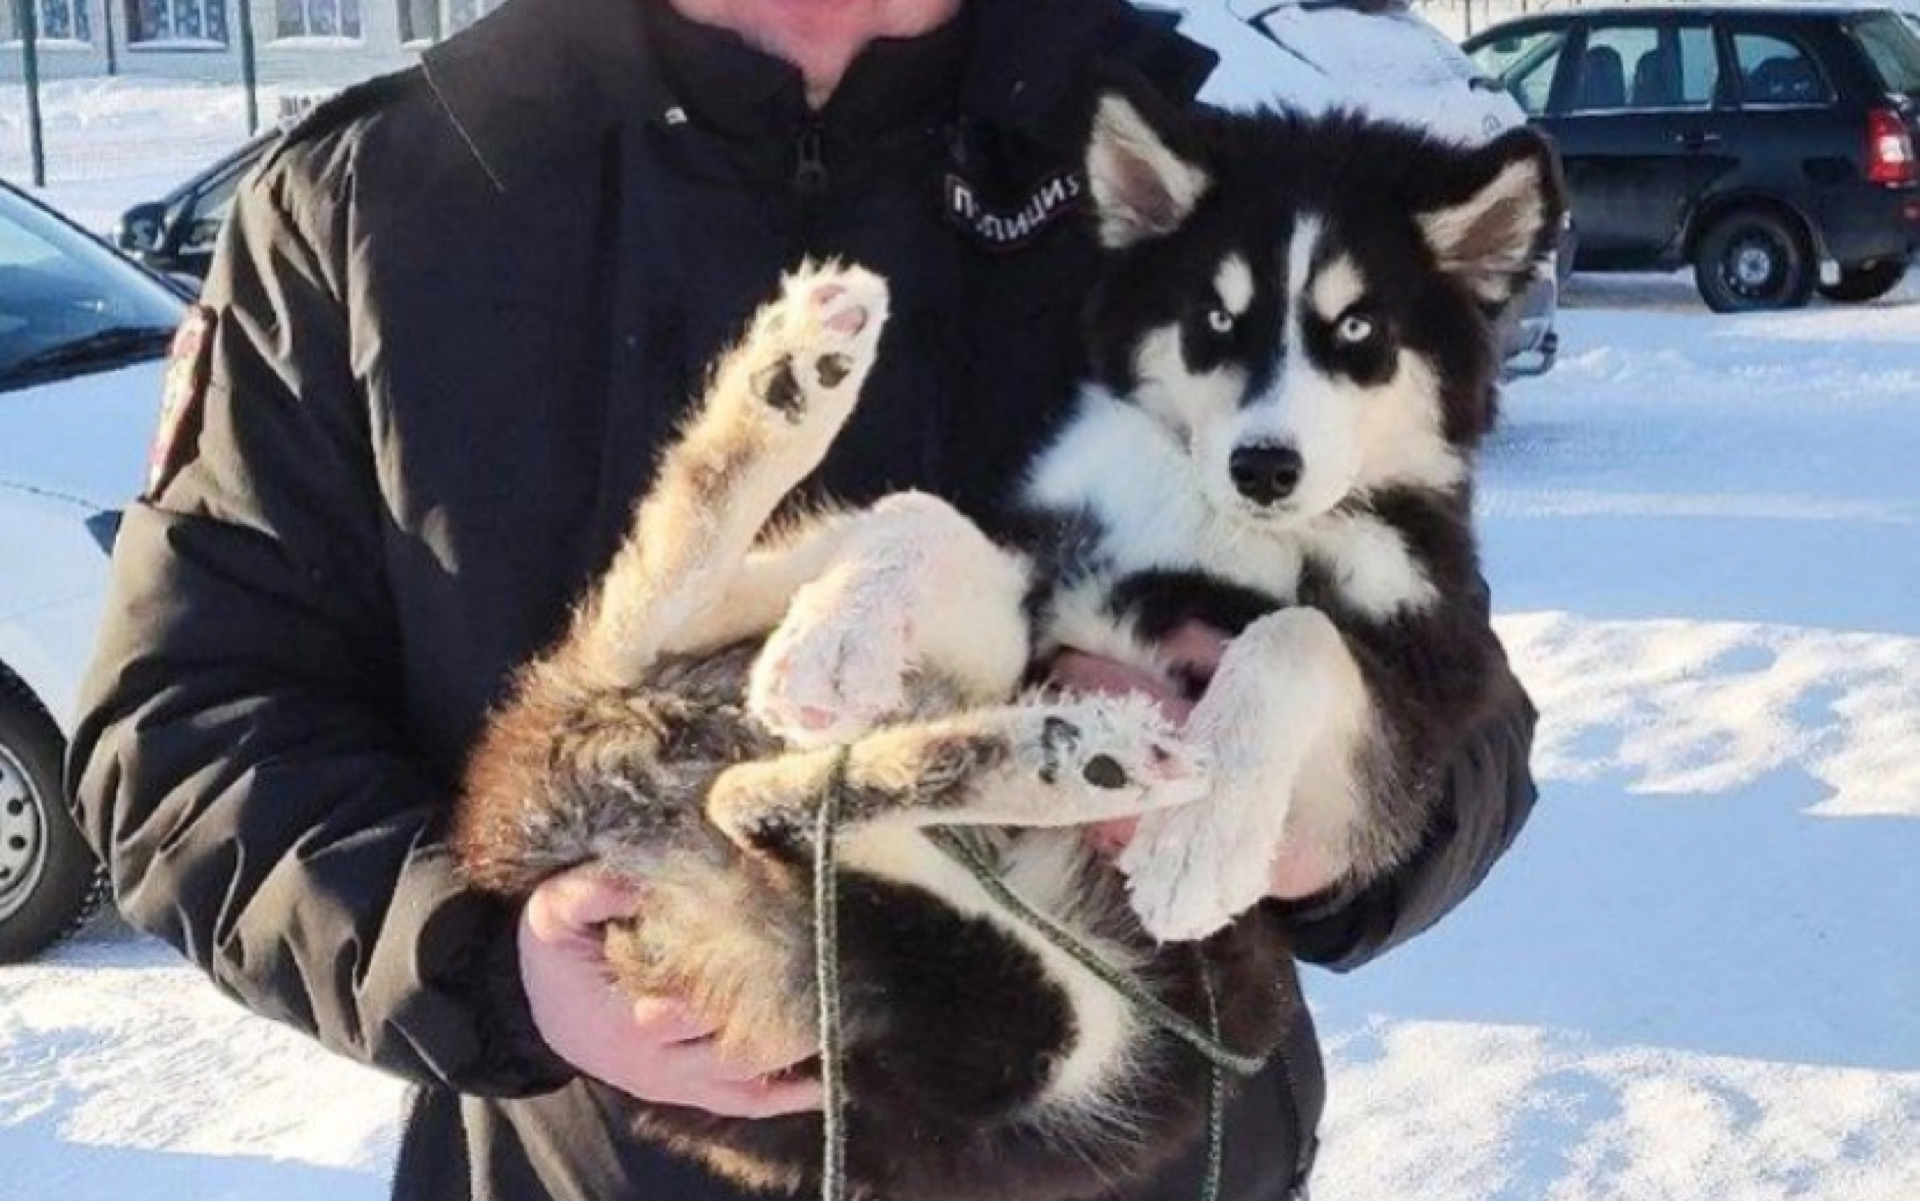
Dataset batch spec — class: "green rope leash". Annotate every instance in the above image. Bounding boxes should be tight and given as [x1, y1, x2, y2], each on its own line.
[813, 749, 852, 1201]
[1200, 960, 1230, 1201]
[810, 766, 1267, 1201]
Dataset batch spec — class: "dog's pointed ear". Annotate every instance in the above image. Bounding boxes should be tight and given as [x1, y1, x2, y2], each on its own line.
[1415, 129, 1566, 304]
[1085, 86, 1211, 249]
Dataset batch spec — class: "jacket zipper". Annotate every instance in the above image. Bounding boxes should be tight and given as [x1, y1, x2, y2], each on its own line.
[792, 120, 829, 255]
[794, 121, 829, 197]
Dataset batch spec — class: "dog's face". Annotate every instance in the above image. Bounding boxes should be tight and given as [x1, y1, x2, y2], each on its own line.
[1081, 89, 1566, 527]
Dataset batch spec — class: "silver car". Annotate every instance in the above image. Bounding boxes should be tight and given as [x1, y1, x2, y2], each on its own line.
[1166, 0, 1565, 375]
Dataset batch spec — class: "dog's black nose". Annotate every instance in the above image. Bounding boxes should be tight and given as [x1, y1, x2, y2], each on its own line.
[1229, 444, 1304, 506]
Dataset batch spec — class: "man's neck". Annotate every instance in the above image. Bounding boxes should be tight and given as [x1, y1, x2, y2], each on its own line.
[664, 0, 965, 108]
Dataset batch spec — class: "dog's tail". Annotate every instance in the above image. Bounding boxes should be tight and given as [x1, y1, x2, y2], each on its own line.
[452, 675, 709, 894]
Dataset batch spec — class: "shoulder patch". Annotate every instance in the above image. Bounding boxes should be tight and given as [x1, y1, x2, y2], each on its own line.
[146, 306, 216, 501]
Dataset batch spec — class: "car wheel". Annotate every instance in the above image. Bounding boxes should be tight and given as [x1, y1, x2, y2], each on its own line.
[1817, 261, 1908, 304]
[1693, 209, 1814, 313]
[0, 677, 109, 963]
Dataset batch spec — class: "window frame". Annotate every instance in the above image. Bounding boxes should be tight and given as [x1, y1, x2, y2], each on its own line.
[0, 0, 93, 45]
[1720, 22, 1837, 111]
[124, 0, 231, 49]
[272, 0, 365, 44]
[1557, 15, 1728, 117]
[397, 0, 441, 47]
[397, 0, 500, 49]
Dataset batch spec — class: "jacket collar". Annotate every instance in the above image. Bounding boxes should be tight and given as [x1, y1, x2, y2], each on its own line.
[420, 0, 662, 192]
[645, 0, 974, 145]
[421, 0, 1217, 193]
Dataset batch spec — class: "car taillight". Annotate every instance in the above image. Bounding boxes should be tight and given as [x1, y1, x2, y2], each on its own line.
[1866, 108, 1916, 186]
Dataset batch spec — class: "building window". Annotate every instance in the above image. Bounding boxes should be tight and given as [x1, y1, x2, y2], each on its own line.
[399, 0, 500, 45]
[397, 0, 436, 41]
[277, 0, 362, 39]
[447, 0, 498, 34]
[1, 0, 93, 42]
[126, 0, 229, 45]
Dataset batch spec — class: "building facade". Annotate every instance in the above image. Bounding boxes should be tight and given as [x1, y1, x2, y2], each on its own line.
[2, 0, 503, 85]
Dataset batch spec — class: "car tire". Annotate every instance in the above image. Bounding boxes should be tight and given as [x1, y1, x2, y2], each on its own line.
[1693, 209, 1815, 313]
[0, 676, 109, 963]
[1817, 261, 1908, 304]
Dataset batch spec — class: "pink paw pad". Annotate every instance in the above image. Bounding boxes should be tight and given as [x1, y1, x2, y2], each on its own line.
[812, 284, 870, 336]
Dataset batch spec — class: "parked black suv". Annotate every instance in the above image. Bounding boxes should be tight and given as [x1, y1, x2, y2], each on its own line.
[1466, 5, 1920, 311]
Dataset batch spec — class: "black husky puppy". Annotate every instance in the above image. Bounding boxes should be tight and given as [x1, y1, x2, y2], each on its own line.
[454, 82, 1562, 1201]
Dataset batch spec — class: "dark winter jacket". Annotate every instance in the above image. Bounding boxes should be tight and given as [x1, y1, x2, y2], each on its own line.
[67, 0, 1541, 1198]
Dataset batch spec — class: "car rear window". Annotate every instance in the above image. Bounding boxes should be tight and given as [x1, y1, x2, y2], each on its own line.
[1849, 11, 1920, 94]
[1730, 30, 1834, 106]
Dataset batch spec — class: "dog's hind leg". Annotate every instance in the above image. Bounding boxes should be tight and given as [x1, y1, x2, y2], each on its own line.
[707, 696, 1208, 859]
[564, 263, 891, 687]
[748, 492, 1036, 744]
[455, 265, 888, 894]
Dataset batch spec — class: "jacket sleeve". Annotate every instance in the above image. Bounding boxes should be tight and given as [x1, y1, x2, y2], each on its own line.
[66, 153, 572, 1097]
[1279, 618, 1541, 973]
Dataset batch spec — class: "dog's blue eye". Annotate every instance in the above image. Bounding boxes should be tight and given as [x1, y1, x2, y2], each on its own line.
[1206, 307, 1235, 335]
[1336, 313, 1376, 345]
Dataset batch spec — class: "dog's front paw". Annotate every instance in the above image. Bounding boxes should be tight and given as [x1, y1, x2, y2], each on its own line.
[737, 262, 889, 449]
[1016, 696, 1210, 824]
[1117, 798, 1277, 943]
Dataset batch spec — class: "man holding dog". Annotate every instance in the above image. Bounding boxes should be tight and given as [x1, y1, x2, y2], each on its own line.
[69, 0, 1541, 1197]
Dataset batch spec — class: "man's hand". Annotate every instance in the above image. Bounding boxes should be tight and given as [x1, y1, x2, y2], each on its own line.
[1052, 621, 1341, 902]
[519, 867, 823, 1117]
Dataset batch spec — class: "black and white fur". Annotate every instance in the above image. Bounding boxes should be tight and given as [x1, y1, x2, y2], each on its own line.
[455, 85, 1561, 1201]
[769, 86, 1562, 942]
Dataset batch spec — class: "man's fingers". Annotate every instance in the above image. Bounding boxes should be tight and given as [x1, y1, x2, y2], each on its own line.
[705, 1036, 819, 1083]
[533, 869, 646, 931]
[602, 1039, 824, 1117]
[654, 1025, 818, 1083]
[630, 997, 722, 1045]
[693, 1075, 826, 1119]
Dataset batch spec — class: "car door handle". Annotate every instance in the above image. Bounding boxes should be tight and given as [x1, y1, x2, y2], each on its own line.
[1675, 131, 1724, 150]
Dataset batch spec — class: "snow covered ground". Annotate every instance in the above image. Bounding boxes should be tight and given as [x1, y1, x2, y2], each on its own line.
[5, 44, 1920, 1201]
[1309, 273, 1920, 1200]
[5, 279, 1915, 1198]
